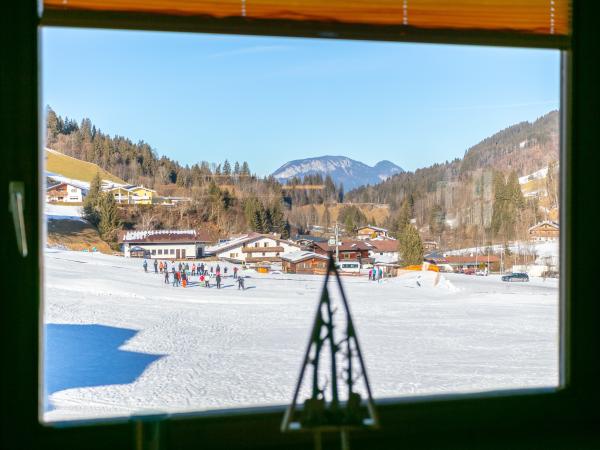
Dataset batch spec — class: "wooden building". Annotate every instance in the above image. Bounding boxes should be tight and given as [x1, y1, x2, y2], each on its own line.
[314, 240, 372, 263]
[528, 221, 559, 242]
[281, 251, 329, 274]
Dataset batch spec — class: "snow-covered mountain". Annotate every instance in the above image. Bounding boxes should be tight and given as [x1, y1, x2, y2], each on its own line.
[272, 155, 403, 191]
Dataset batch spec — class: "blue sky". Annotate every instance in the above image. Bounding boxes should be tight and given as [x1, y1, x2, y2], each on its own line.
[42, 28, 560, 176]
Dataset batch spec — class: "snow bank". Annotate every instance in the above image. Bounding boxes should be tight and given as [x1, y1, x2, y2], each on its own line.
[43, 250, 558, 422]
[45, 204, 84, 221]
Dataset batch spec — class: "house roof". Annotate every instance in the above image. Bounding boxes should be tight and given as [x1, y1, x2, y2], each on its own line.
[205, 233, 300, 254]
[357, 225, 388, 233]
[121, 229, 212, 243]
[281, 250, 329, 263]
[528, 220, 559, 232]
[314, 240, 372, 253]
[107, 185, 157, 194]
[367, 239, 399, 252]
[46, 180, 89, 192]
[292, 234, 328, 243]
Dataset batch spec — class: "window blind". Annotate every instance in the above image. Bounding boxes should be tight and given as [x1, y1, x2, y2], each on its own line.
[43, 0, 570, 37]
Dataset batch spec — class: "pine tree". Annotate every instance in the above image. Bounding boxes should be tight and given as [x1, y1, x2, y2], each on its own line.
[398, 224, 424, 266]
[46, 106, 60, 147]
[83, 172, 102, 226]
[223, 160, 231, 176]
[393, 200, 411, 237]
[270, 202, 287, 236]
[241, 161, 250, 176]
[398, 224, 423, 266]
[234, 161, 240, 175]
[97, 192, 120, 241]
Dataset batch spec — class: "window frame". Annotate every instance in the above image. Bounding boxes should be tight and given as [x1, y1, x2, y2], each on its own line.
[3, 1, 600, 449]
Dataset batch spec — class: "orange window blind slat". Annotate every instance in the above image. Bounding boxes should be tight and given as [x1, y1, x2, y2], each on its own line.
[43, 0, 570, 36]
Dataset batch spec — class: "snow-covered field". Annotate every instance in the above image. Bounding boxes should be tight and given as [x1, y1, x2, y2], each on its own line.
[43, 249, 559, 422]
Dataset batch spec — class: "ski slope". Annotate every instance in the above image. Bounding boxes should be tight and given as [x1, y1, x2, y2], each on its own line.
[43, 250, 559, 422]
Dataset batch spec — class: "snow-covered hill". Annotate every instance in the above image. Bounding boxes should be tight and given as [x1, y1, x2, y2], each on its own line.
[272, 155, 403, 191]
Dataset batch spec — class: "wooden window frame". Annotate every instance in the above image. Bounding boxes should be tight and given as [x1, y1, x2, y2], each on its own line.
[2, 1, 600, 449]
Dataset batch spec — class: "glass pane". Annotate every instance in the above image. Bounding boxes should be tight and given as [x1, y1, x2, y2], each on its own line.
[41, 29, 560, 422]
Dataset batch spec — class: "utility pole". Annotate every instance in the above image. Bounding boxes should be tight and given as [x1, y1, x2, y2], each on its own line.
[335, 222, 340, 262]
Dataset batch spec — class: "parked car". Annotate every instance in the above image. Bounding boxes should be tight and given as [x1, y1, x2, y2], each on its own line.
[475, 269, 488, 276]
[462, 268, 475, 275]
[502, 272, 530, 282]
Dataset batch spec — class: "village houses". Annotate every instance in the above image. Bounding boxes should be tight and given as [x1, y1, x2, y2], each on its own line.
[205, 233, 302, 264]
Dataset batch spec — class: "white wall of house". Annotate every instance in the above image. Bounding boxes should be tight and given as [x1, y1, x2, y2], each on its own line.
[216, 237, 300, 263]
[123, 242, 205, 259]
[47, 184, 86, 203]
[368, 250, 399, 263]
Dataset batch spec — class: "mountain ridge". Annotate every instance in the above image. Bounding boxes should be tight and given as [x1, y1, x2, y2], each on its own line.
[272, 155, 403, 191]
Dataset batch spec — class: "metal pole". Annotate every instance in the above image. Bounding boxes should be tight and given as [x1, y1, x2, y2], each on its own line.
[335, 223, 340, 262]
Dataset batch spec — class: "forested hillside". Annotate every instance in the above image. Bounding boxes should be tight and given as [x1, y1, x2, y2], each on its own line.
[346, 111, 560, 248]
[46, 106, 559, 249]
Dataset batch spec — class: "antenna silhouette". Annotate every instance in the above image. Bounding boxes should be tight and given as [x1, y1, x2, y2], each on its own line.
[282, 253, 378, 450]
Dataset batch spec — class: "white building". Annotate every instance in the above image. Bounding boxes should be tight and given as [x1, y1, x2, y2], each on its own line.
[121, 229, 213, 259]
[205, 233, 302, 264]
[46, 181, 88, 203]
[366, 239, 399, 264]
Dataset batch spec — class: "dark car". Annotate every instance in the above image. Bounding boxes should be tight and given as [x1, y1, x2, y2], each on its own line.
[502, 272, 530, 282]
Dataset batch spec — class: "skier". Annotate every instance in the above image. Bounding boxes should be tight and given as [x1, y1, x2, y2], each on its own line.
[164, 267, 170, 284]
[210, 266, 214, 274]
[216, 273, 222, 289]
[205, 275, 210, 288]
[237, 276, 245, 290]
[154, 259, 158, 273]
[172, 267, 177, 287]
[224, 267, 228, 276]
[181, 270, 187, 288]
[200, 263, 205, 274]
[143, 259, 148, 273]
[199, 273, 205, 286]
[216, 264, 221, 273]
[233, 266, 238, 279]
[178, 262, 182, 272]
[159, 261, 163, 273]
[192, 264, 196, 276]
[368, 268, 372, 281]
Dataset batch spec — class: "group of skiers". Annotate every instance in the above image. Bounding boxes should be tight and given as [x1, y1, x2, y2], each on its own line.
[142, 259, 245, 290]
[368, 266, 384, 282]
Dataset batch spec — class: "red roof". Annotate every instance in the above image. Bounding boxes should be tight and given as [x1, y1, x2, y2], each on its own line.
[314, 240, 372, 253]
[367, 239, 398, 252]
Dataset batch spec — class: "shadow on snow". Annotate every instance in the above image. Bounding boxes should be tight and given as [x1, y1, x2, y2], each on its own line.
[43, 323, 164, 412]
